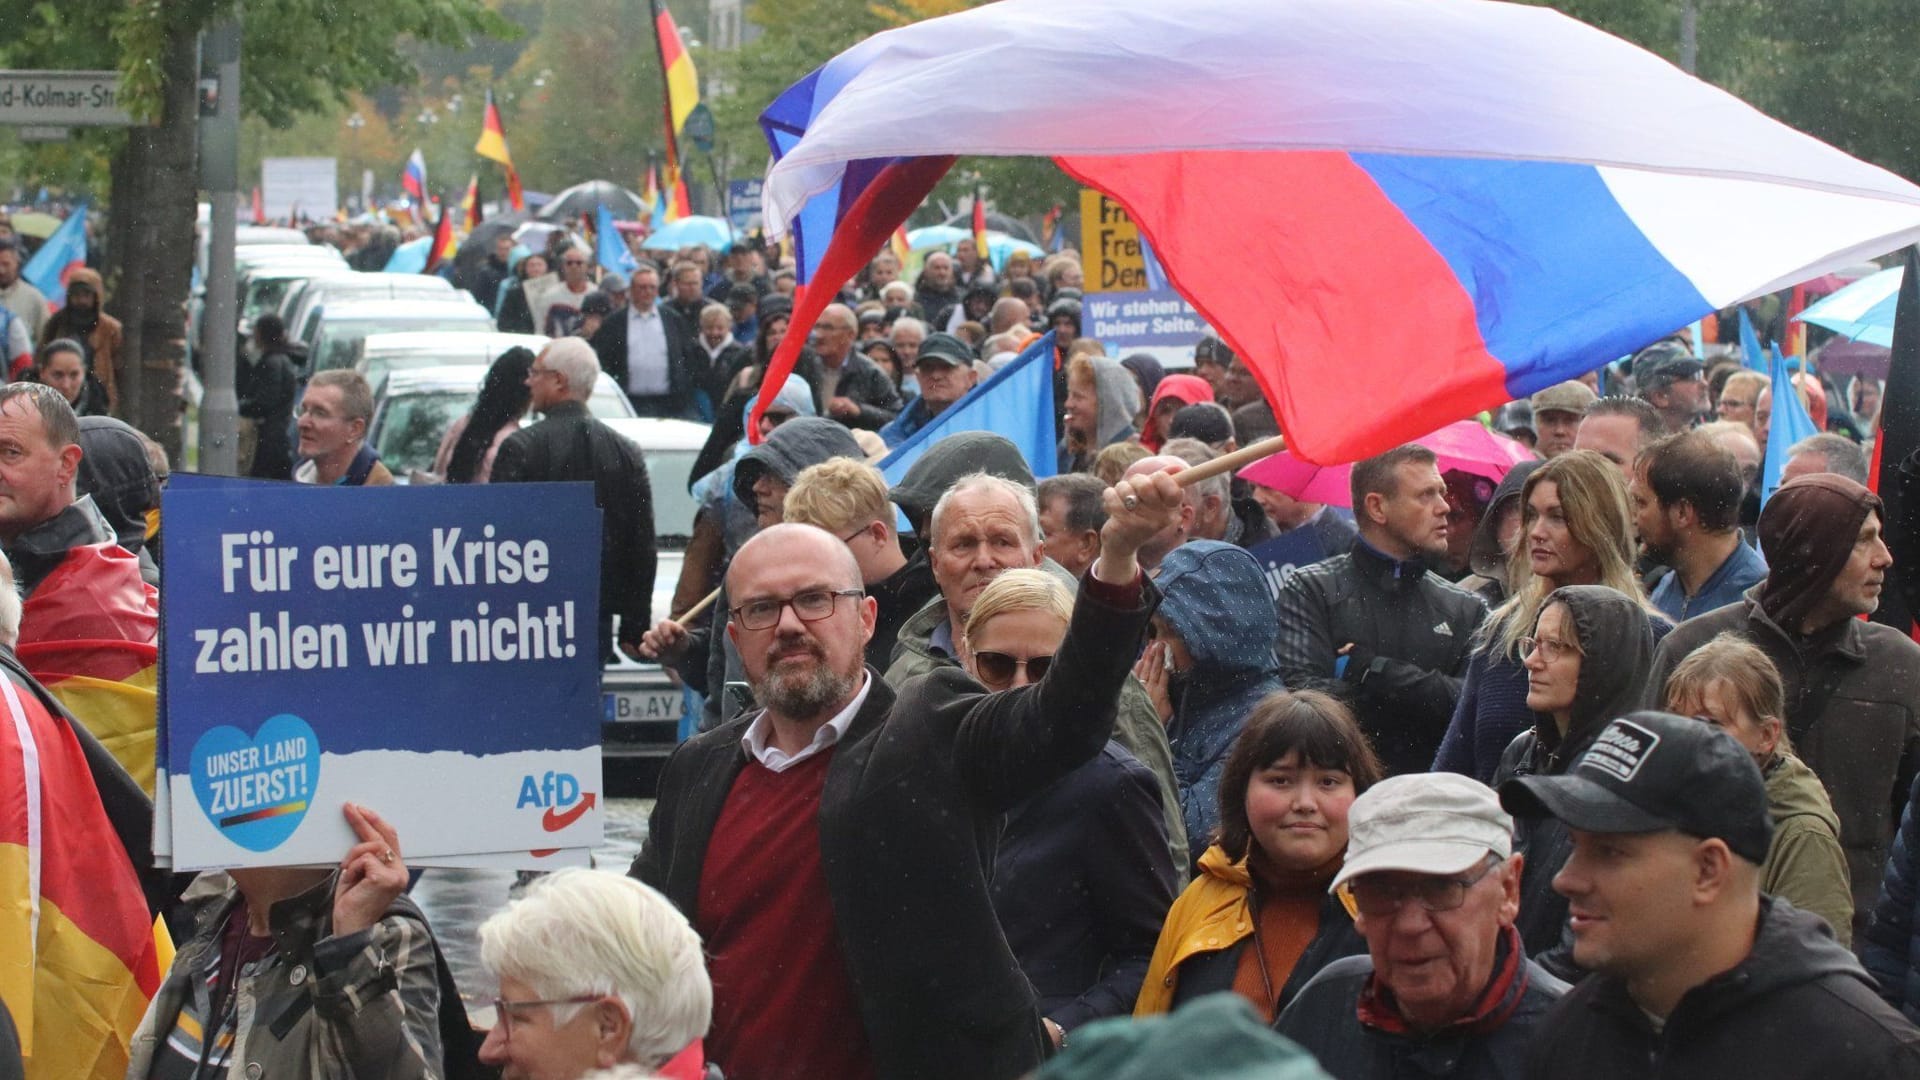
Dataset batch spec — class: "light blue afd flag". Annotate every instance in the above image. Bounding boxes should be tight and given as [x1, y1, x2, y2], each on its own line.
[1761, 341, 1819, 505]
[880, 331, 1058, 491]
[596, 203, 639, 279]
[23, 199, 88, 308]
[1737, 307, 1769, 372]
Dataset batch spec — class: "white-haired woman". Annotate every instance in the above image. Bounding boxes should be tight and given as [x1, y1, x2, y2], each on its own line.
[477, 868, 712, 1079]
[963, 568, 1179, 1048]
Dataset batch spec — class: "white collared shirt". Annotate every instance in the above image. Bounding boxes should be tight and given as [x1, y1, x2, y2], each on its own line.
[739, 673, 872, 772]
[625, 303, 671, 397]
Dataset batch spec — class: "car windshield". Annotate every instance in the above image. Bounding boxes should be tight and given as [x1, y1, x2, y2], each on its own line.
[243, 277, 301, 322]
[313, 316, 490, 372]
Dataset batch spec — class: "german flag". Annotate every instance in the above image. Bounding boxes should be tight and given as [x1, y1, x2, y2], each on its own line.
[16, 545, 157, 796]
[2, 653, 167, 1079]
[475, 90, 526, 212]
[652, 0, 697, 220]
[426, 198, 458, 274]
[890, 224, 911, 266]
[461, 173, 484, 232]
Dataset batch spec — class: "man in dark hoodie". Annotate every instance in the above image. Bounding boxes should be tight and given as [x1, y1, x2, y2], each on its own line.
[1506, 713, 1920, 1079]
[75, 416, 161, 585]
[1491, 585, 1654, 971]
[1646, 473, 1920, 936]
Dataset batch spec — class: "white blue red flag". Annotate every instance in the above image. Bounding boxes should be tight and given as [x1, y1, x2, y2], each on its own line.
[749, 0, 1920, 461]
[22, 202, 88, 310]
[402, 149, 428, 202]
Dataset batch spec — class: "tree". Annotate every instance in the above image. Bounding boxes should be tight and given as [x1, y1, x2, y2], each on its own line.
[0, 0, 515, 447]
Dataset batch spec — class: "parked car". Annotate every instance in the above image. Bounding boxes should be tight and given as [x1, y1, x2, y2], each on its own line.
[365, 364, 705, 792]
[281, 271, 458, 347]
[354, 330, 550, 394]
[304, 297, 493, 376]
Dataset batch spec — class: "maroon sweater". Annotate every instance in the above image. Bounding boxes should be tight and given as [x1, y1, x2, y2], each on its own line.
[698, 749, 875, 1080]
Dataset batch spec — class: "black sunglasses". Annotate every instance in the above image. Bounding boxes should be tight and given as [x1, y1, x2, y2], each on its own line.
[973, 651, 1053, 687]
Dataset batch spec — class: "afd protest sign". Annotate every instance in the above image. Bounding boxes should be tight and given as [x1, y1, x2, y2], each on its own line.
[1083, 288, 1208, 373]
[728, 178, 764, 231]
[159, 480, 604, 871]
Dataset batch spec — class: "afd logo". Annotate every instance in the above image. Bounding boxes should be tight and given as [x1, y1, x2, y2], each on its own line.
[516, 771, 597, 831]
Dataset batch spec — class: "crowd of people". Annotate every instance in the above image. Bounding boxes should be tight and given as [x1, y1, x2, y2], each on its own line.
[9, 213, 1920, 1080]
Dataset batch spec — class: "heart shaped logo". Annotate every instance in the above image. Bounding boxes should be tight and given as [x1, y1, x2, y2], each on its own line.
[189, 714, 321, 853]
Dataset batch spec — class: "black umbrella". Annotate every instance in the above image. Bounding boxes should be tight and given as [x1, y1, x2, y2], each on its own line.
[940, 208, 1037, 244]
[536, 180, 647, 222]
[453, 211, 530, 271]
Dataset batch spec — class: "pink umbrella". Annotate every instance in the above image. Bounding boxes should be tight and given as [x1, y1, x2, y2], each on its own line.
[1238, 420, 1536, 507]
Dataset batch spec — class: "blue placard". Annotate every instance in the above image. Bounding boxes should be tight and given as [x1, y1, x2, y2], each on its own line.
[159, 481, 604, 869]
[728, 178, 763, 230]
[1083, 288, 1207, 350]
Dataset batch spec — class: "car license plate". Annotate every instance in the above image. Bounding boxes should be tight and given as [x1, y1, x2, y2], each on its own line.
[603, 689, 686, 723]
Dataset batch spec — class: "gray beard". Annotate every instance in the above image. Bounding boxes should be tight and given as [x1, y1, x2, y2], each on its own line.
[757, 660, 857, 722]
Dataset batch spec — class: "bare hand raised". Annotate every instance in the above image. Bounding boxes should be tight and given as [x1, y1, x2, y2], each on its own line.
[333, 803, 407, 938]
[1095, 470, 1184, 583]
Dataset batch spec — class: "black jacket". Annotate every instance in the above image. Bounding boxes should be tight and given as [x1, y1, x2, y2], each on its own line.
[990, 742, 1178, 1033]
[867, 550, 939, 670]
[631, 573, 1158, 1080]
[821, 350, 904, 429]
[589, 302, 699, 414]
[490, 401, 656, 650]
[1526, 897, 1920, 1079]
[1647, 594, 1920, 935]
[1272, 540, 1486, 775]
[496, 281, 536, 333]
[238, 348, 298, 479]
[1278, 939, 1568, 1080]
[1494, 586, 1655, 975]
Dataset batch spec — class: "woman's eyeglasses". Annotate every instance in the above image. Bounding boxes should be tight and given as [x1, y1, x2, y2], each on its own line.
[973, 651, 1053, 687]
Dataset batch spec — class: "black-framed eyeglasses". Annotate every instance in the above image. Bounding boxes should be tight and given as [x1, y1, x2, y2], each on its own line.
[1344, 857, 1501, 918]
[1519, 635, 1581, 663]
[490, 993, 603, 1041]
[729, 588, 863, 631]
[973, 651, 1053, 688]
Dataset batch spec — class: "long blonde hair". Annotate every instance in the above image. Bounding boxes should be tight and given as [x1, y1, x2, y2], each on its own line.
[1481, 450, 1652, 659]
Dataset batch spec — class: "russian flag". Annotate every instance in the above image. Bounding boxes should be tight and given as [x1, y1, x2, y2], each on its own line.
[749, 0, 1920, 460]
[402, 149, 428, 203]
[22, 201, 89, 311]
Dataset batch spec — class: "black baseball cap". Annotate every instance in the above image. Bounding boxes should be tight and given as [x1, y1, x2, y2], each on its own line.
[1631, 341, 1704, 389]
[1500, 711, 1773, 864]
[915, 332, 974, 368]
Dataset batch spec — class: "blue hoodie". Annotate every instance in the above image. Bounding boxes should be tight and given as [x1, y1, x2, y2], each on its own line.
[1155, 540, 1286, 846]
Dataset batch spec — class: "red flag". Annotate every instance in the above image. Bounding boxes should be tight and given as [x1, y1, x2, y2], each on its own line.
[250, 186, 265, 225]
[1040, 202, 1061, 248]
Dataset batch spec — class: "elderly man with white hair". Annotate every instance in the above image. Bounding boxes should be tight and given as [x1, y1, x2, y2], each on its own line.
[492, 338, 657, 662]
[478, 869, 711, 1080]
[1276, 774, 1567, 1079]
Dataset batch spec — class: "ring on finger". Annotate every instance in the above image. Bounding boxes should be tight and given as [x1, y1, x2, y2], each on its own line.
[1123, 495, 1139, 510]
[380, 848, 394, 864]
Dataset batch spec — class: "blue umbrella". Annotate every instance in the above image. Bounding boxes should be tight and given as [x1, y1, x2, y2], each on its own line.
[906, 225, 968, 251]
[382, 235, 433, 274]
[639, 215, 735, 252]
[1796, 265, 1900, 348]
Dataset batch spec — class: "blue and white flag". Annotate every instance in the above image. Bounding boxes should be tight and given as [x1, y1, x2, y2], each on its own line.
[23, 200, 89, 309]
[880, 332, 1058, 488]
[1761, 342, 1819, 504]
[595, 203, 639, 279]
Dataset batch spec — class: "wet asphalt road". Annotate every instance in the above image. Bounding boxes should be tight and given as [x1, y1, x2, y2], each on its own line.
[412, 797, 652, 1013]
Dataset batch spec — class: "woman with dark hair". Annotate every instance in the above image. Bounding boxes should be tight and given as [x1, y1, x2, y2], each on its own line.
[33, 338, 108, 416]
[494, 253, 549, 334]
[433, 347, 535, 484]
[238, 313, 298, 479]
[1136, 689, 1381, 1021]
